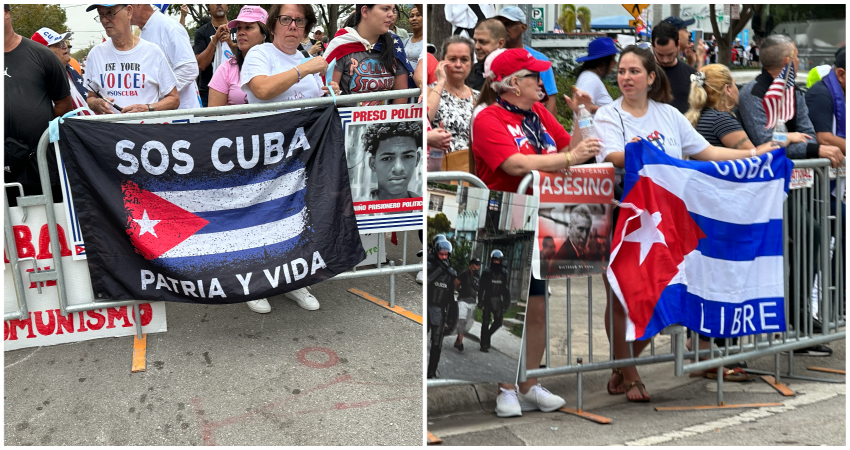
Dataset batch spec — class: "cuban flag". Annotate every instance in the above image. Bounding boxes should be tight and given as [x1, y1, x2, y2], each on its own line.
[608, 139, 792, 341]
[59, 106, 365, 304]
[121, 158, 306, 275]
[763, 61, 796, 129]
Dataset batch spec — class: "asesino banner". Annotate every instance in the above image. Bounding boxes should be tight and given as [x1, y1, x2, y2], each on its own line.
[4, 203, 167, 351]
[340, 104, 424, 232]
[58, 106, 365, 304]
[531, 165, 616, 279]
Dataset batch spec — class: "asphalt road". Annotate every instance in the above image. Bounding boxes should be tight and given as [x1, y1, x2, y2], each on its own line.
[428, 337, 845, 446]
[4, 232, 424, 446]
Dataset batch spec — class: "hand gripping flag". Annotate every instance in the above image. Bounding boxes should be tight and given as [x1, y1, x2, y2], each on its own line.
[608, 139, 792, 341]
[59, 106, 365, 304]
[763, 61, 796, 129]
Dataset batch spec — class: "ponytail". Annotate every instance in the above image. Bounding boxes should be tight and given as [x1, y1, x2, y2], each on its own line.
[685, 81, 707, 126]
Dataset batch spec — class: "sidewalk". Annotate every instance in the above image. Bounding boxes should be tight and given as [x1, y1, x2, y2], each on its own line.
[4, 234, 423, 446]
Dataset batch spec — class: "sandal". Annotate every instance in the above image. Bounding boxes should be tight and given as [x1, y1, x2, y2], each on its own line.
[704, 367, 752, 382]
[608, 368, 626, 395]
[625, 380, 651, 402]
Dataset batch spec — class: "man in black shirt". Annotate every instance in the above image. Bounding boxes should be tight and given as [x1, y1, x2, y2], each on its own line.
[193, 4, 235, 107]
[652, 20, 696, 114]
[4, 4, 73, 206]
[805, 46, 845, 154]
[465, 19, 505, 91]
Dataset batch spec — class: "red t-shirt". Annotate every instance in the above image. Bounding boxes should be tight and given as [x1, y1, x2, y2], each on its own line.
[472, 102, 571, 193]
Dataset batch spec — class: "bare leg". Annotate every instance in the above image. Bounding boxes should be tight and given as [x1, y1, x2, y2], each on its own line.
[603, 275, 651, 401]
[518, 294, 546, 394]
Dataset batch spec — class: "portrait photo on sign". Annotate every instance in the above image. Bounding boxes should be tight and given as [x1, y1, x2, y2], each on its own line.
[426, 184, 536, 383]
[343, 107, 423, 203]
[530, 166, 615, 279]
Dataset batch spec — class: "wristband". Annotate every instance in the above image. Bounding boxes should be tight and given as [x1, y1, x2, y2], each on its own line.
[750, 148, 757, 157]
[295, 67, 302, 82]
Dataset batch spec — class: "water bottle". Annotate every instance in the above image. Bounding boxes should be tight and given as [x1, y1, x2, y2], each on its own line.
[428, 149, 444, 172]
[772, 120, 788, 147]
[577, 104, 598, 140]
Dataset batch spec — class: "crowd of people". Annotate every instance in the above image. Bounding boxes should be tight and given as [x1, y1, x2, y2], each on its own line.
[426, 5, 845, 415]
[5, 3, 423, 315]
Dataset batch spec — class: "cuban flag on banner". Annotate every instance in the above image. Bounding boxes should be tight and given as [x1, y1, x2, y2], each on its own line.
[608, 139, 792, 341]
[323, 27, 414, 89]
[59, 106, 365, 304]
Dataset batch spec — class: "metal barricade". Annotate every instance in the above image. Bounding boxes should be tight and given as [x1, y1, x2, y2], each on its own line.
[4, 89, 422, 337]
[508, 158, 845, 414]
[425, 171, 489, 388]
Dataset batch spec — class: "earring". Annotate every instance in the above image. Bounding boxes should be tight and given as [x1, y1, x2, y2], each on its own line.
[515, 89, 522, 97]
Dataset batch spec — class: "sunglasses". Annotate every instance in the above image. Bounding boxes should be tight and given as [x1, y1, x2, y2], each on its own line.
[50, 41, 68, 50]
[520, 72, 540, 82]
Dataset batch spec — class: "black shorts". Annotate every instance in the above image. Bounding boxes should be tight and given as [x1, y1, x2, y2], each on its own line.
[529, 277, 546, 296]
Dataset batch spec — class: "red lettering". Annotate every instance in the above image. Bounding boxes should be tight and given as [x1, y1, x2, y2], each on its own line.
[86, 310, 106, 330]
[5, 313, 37, 340]
[56, 310, 74, 335]
[36, 224, 73, 260]
[139, 303, 153, 326]
[34, 310, 56, 336]
[76, 311, 88, 332]
[106, 306, 133, 329]
[107, 73, 115, 88]
[3, 320, 8, 340]
[13, 225, 36, 259]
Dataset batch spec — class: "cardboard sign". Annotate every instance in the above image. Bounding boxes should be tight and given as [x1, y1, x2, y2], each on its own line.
[531, 165, 616, 279]
[790, 168, 814, 189]
[340, 104, 424, 232]
[4, 203, 167, 351]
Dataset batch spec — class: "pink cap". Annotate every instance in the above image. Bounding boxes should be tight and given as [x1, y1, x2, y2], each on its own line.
[227, 5, 268, 29]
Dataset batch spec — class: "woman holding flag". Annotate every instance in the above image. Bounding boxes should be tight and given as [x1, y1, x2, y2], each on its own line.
[594, 45, 790, 402]
[323, 4, 412, 106]
[239, 4, 339, 314]
[241, 4, 340, 111]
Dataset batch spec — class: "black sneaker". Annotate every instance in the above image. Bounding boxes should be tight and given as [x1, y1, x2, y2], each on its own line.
[480, 346, 490, 353]
[454, 342, 464, 352]
[793, 344, 833, 356]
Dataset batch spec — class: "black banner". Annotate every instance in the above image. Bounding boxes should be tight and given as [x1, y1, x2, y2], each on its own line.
[59, 106, 365, 304]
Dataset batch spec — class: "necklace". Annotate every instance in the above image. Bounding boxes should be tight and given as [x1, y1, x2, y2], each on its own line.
[444, 83, 470, 98]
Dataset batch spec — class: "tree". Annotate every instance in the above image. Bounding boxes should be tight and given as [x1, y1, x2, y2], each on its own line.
[708, 4, 757, 68]
[576, 6, 592, 33]
[427, 4, 453, 57]
[427, 213, 452, 240]
[71, 44, 95, 61]
[558, 4, 576, 34]
[315, 4, 355, 36]
[9, 4, 68, 39]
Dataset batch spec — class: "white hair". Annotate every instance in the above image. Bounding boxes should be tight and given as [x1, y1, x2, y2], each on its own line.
[489, 69, 532, 95]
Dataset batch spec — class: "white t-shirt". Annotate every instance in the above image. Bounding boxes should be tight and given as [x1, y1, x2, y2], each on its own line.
[595, 97, 709, 163]
[575, 71, 613, 109]
[140, 10, 201, 110]
[240, 43, 324, 108]
[85, 37, 178, 109]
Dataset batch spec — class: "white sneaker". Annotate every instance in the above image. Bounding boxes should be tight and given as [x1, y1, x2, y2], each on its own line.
[517, 384, 566, 412]
[285, 287, 320, 310]
[494, 387, 522, 418]
[246, 298, 271, 314]
[416, 270, 423, 284]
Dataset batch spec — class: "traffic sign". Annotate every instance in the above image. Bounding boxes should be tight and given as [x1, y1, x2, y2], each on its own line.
[622, 4, 649, 19]
[629, 20, 638, 27]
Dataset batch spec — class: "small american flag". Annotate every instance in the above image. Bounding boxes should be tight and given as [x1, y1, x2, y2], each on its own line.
[763, 62, 796, 129]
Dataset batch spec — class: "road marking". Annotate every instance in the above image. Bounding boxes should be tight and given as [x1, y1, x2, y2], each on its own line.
[625, 382, 845, 446]
[348, 288, 422, 324]
[4, 346, 41, 369]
